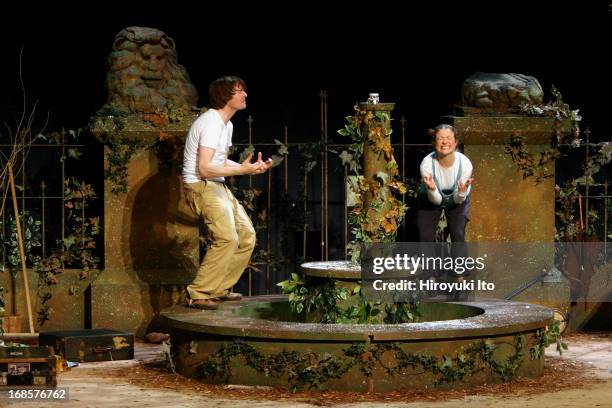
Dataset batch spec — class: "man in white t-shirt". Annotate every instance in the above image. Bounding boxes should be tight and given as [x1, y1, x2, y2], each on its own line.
[182, 76, 273, 310]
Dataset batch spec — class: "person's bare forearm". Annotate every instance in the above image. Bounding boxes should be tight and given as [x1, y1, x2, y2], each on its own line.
[225, 159, 241, 167]
[199, 162, 247, 178]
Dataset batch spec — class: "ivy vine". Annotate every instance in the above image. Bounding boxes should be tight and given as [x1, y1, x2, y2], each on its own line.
[505, 87, 611, 240]
[530, 320, 568, 359]
[90, 104, 200, 194]
[198, 333, 540, 392]
[338, 106, 407, 262]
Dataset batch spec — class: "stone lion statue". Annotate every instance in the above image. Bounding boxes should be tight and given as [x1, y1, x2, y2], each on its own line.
[460, 72, 543, 111]
[105, 26, 198, 113]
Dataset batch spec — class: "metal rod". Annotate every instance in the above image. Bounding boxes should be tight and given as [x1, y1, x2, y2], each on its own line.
[230, 142, 432, 148]
[41, 182, 46, 257]
[284, 126, 288, 194]
[0, 196, 64, 199]
[344, 168, 348, 260]
[266, 170, 272, 294]
[324, 90, 329, 261]
[400, 115, 406, 241]
[605, 180, 608, 264]
[61, 130, 66, 245]
[21, 147, 25, 242]
[0, 144, 86, 147]
[283, 126, 288, 288]
[504, 269, 550, 300]
[585, 127, 590, 230]
[81, 188, 85, 250]
[247, 115, 253, 296]
[319, 90, 325, 261]
[303, 172, 307, 260]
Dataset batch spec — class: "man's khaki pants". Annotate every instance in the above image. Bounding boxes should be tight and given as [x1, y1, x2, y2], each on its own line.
[183, 180, 256, 300]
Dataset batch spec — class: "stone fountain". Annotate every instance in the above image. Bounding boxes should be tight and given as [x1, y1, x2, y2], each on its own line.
[161, 94, 555, 392]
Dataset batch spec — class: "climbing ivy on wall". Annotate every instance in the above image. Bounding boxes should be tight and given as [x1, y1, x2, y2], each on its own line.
[197, 328, 563, 392]
[505, 86, 611, 241]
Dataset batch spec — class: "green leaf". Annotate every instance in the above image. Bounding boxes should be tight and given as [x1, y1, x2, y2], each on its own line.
[442, 355, 453, 369]
[339, 150, 353, 166]
[239, 145, 256, 162]
[67, 148, 83, 160]
[63, 236, 76, 249]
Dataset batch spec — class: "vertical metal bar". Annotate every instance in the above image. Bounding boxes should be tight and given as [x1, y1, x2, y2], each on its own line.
[81, 189, 85, 250]
[61, 130, 66, 245]
[344, 167, 348, 260]
[41, 181, 46, 257]
[21, 145, 25, 242]
[319, 90, 325, 261]
[584, 127, 590, 230]
[303, 172, 307, 260]
[247, 115, 253, 296]
[282, 126, 288, 287]
[61, 130, 66, 273]
[400, 115, 406, 241]
[604, 181, 608, 263]
[324, 91, 329, 261]
[266, 170, 272, 294]
[247, 115, 254, 189]
[284, 126, 288, 194]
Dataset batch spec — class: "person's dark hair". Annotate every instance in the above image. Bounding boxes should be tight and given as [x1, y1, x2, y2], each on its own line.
[208, 76, 247, 109]
[429, 124, 459, 145]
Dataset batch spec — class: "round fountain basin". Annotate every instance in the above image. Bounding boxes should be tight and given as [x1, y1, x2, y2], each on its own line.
[161, 295, 553, 391]
[301, 260, 360, 280]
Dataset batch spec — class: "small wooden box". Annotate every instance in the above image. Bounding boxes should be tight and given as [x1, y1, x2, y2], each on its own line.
[39, 329, 134, 362]
[0, 347, 57, 387]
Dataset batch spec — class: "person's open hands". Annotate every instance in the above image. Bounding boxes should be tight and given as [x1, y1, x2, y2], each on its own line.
[422, 175, 436, 191]
[458, 178, 474, 193]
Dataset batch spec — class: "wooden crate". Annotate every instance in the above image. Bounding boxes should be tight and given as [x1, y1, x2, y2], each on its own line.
[0, 347, 57, 387]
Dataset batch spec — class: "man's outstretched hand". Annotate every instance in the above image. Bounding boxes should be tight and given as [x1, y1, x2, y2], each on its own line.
[253, 152, 273, 174]
[241, 152, 273, 175]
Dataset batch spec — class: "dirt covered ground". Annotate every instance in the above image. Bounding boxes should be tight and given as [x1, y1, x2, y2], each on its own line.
[1, 332, 610, 408]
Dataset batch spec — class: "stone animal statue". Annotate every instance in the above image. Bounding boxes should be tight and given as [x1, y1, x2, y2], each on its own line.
[105, 27, 198, 113]
[460, 72, 543, 111]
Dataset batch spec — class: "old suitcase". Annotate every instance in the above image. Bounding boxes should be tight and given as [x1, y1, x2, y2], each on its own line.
[39, 329, 134, 362]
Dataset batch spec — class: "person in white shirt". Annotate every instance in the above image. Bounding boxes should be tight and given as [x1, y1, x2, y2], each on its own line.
[417, 124, 473, 242]
[182, 76, 273, 310]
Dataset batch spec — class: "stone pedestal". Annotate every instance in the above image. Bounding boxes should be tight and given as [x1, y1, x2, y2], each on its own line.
[444, 115, 570, 242]
[444, 115, 574, 310]
[91, 119, 200, 336]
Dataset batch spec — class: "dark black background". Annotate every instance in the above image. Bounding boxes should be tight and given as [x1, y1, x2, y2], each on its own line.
[1, 3, 610, 144]
[0, 3, 610, 293]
